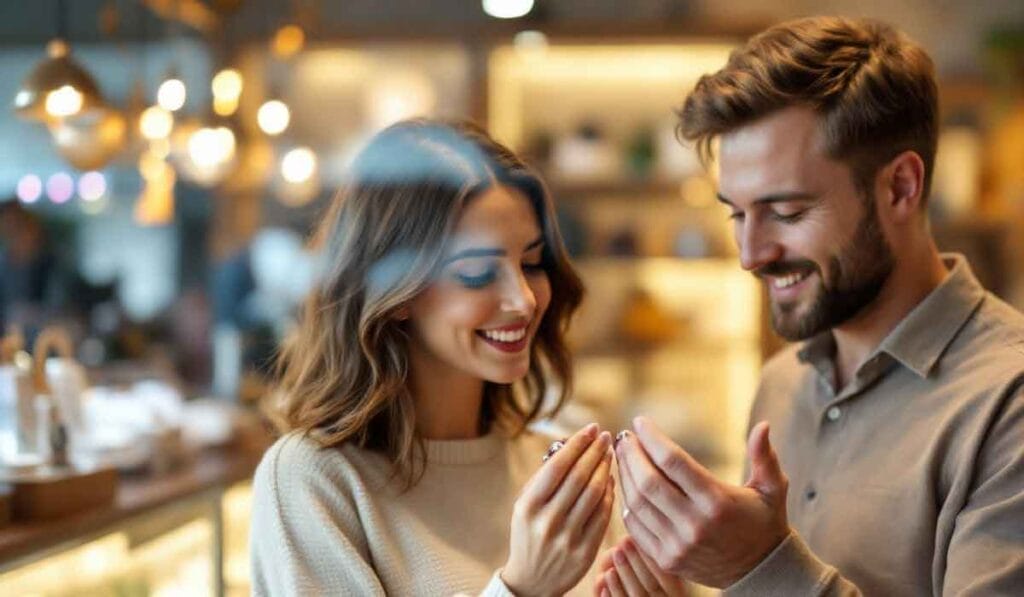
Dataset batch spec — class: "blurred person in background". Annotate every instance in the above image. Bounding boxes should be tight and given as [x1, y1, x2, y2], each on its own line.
[600, 16, 1024, 596]
[0, 199, 58, 340]
[251, 120, 621, 595]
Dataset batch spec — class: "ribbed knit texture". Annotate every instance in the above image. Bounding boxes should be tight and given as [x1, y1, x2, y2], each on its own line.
[251, 429, 615, 596]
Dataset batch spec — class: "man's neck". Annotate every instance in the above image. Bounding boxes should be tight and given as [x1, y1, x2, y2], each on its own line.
[831, 246, 948, 390]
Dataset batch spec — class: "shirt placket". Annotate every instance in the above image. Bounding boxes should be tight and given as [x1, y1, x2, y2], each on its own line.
[800, 354, 894, 540]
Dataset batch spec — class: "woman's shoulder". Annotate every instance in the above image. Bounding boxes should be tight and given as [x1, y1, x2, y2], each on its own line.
[254, 431, 372, 494]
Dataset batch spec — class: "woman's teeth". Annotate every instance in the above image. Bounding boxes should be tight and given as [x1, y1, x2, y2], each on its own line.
[481, 328, 527, 343]
[773, 271, 810, 289]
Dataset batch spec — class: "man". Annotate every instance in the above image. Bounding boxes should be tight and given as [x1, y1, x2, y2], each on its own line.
[598, 16, 1024, 596]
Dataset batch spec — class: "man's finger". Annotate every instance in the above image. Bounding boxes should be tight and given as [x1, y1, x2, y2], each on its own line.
[632, 416, 716, 505]
[616, 446, 679, 540]
[617, 429, 700, 523]
[745, 421, 787, 498]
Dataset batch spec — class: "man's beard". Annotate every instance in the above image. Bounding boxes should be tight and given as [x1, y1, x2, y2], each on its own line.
[762, 202, 895, 341]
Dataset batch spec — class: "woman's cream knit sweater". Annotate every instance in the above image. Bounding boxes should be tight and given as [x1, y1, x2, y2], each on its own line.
[251, 429, 615, 596]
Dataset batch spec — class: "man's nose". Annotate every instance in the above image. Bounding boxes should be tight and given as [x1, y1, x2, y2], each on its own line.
[738, 219, 783, 272]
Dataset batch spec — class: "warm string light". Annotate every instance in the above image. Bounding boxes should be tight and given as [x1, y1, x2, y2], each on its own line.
[482, 0, 534, 19]
[140, 106, 174, 140]
[211, 69, 244, 116]
[157, 77, 186, 112]
[281, 147, 316, 184]
[257, 100, 290, 136]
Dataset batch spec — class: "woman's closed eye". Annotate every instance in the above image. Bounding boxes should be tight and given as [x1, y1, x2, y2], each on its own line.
[454, 264, 499, 289]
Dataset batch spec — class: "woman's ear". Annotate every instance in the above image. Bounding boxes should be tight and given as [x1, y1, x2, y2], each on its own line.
[393, 306, 410, 321]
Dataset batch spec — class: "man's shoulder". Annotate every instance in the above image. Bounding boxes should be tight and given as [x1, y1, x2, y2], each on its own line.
[947, 292, 1024, 378]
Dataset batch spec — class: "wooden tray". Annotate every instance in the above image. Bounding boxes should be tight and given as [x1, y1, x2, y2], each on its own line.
[2, 467, 118, 521]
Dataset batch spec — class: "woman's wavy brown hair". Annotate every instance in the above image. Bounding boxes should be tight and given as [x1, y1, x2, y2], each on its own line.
[267, 119, 583, 488]
[678, 16, 938, 200]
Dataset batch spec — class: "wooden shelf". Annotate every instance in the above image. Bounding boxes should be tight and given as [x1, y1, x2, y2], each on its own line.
[0, 439, 269, 567]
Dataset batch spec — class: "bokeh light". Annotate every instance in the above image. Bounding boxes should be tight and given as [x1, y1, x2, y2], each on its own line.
[46, 172, 75, 204]
[482, 0, 534, 19]
[78, 171, 107, 201]
[140, 106, 174, 140]
[16, 174, 43, 203]
[281, 147, 317, 183]
[257, 100, 290, 136]
[157, 78, 187, 112]
[45, 85, 84, 118]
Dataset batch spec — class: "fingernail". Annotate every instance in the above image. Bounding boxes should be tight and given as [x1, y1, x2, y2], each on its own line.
[599, 431, 612, 446]
[633, 416, 646, 430]
[585, 423, 599, 438]
[612, 549, 625, 565]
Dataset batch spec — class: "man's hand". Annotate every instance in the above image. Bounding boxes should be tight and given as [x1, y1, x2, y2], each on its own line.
[614, 417, 790, 589]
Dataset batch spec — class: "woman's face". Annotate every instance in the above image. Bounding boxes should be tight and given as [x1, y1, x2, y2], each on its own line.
[406, 184, 552, 385]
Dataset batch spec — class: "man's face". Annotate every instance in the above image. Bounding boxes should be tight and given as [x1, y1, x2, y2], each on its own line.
[717, 106, 894, 341]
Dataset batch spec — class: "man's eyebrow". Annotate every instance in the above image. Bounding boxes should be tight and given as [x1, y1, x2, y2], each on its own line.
[443, 236, 545, 265]
[716, 192, 818, 207]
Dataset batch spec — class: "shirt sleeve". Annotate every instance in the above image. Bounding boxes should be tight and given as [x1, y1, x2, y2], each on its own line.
[941, 381, 1024, 595]
[723, 531, 862, 597]
[250, 435, 387, 597]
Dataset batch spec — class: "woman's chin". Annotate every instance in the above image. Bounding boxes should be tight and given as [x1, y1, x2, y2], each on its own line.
[484, 363, 531, 385]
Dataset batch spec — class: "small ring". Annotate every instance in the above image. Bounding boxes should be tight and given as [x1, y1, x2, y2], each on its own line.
[614, 430, 630, 446]
[542, 439, 567, 463]
[622, 507, 631, 519]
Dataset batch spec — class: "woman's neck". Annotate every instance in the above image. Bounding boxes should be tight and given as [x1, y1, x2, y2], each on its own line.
[408, 352, 486, 440]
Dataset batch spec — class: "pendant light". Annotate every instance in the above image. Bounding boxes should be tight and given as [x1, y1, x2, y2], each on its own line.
[13, 0, 104, 122]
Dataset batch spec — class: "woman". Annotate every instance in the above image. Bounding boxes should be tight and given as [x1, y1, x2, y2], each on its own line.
[251, 119, 616, 596]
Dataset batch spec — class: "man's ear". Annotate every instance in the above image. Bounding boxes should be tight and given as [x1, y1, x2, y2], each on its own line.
[881, 150, 927, 223]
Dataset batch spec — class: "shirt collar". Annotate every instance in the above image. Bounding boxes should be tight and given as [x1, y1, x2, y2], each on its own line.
[798, 254, 985, 379]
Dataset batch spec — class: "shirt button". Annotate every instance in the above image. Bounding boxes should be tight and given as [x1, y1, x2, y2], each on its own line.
[826, 406, 842, 421]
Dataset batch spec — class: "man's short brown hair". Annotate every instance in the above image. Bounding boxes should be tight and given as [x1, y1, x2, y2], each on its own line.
[678, 16, 938, 199]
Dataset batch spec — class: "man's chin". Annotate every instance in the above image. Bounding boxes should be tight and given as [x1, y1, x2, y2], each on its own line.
[770, 305, 822, 341]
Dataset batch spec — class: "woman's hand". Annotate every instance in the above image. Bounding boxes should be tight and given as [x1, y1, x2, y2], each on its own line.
[594, 538, 689, 597]
[501, 423, 615, 596]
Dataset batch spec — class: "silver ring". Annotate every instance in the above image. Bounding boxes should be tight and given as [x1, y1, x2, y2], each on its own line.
[615, 430, 630, 445]
[622, 507, 631, 519]
[542, 439, 567, 463]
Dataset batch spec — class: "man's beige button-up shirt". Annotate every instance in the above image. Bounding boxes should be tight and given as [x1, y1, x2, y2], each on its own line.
[727, 254, 1024, 596]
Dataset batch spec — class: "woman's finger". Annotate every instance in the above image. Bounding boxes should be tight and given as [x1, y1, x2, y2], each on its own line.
[580, 481, 615, 552]
[596, 546, 616, 574]
[564, 448, 612, 530]
[521, 424, 599, 508]
[605, 569, 627, 597]
[547, 431, 612, 516]
[637, 547, 688, 596]
[621, 539, 661, 594]
[612, 546, 647, 596]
